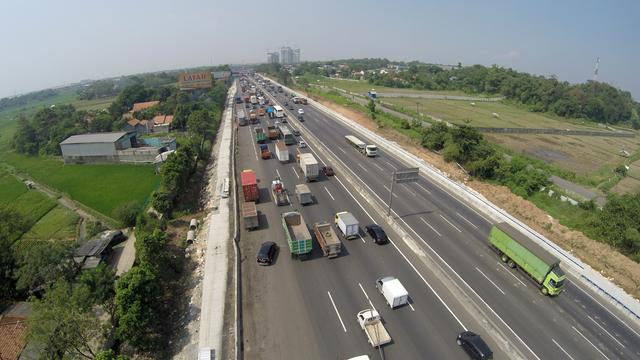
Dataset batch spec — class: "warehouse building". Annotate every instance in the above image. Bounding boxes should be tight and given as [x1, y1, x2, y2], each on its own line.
[60, 131, 166, 164]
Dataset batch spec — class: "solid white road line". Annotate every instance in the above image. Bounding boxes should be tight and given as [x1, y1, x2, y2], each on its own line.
[440, 214, 462, 233]
[324, 186, 335, 200]
[334, 176, 375, 221]
[572, 326, 611, 360]
[571, 284, 640, 339]
[408, 303, 415, 312]
[358, 282, 376, 311]
[419, 217, 442, 237]
[388, 239, 467, 330]
[587, 315, 626, 348]
[275, 168, 281, 178]
[497, 262, 527, 287]
[415, 182, 432, 195]
[292, 167, 300, 179]
[475, 267, 506, 295]
[327, 291, 347, 333]
[456, 212, 478, 229]
[552, 339, 576, 360]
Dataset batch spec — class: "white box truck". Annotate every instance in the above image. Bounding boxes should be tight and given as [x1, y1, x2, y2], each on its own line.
[334, 211, 359, 240]
[299, 153, 319, 182]
[375, 276, 409, 308]
[275, 141, 289, 163]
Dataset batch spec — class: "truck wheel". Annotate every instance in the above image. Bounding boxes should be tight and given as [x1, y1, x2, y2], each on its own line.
[500, 254, 509, 263]
[507, 259, 516, 268]
[541, 287, 549, 296]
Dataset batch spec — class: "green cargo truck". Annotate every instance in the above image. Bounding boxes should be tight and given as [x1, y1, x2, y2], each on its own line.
[489, 222, 566, 296]
[282, 211, 312, 260]
[255, 128, 266, 144]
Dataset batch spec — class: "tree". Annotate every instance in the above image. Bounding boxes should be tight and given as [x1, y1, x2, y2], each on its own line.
[13, 116, 39, 155]
[14, 240, 75, 293]
[76, 263, 116, 308]
[113, 201, 141, 227]
[151, 189, 172, 215]
[115, 265, 161, 350]
[134, 230, 167, 270]
[94, 350, 130, 360]
[28, 279, 105, 359]
[187, 109, 211, 153]
[0, 207, 25, 304]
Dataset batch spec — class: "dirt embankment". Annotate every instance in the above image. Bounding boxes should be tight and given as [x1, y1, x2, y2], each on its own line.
[306, 92, 640, 300]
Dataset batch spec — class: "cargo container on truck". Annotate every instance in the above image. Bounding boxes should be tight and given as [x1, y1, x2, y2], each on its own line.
[335, 212, 359, 240]
[250, 95, 257, 104]
[240, 170, 259, 202]
[282, 211, 312, 259]
[295, 184, 313, 205]
[242, 201, 259, 230]
[312, 222, 341, 258]
[298, 153, 319, 182]
[255, 128, 266, 144]
[267, 125, 278, 140]
[275, 141, 289, 163]
[299, 97, 308, 105]
[259, 144, 271, 159]
[489, 222, 566, 296]
[279, 126, 296, 145]
[375, 277, 409, 308]
[258, 107, 265, 117]
[345, 135, 377, 156]
[237, 110, 247, 126]
[357, 309, 391, 348]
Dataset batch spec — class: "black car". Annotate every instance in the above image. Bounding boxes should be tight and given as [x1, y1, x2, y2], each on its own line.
[365, 224, 388, 244]
[257, 241, 278, 265]
[457, 331, 493, 360]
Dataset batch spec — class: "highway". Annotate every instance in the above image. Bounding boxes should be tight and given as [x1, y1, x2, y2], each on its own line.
[238, 76, 640, 359]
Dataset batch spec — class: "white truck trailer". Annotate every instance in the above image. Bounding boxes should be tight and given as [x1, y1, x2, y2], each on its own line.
[334, 211, 359, 240]
[298, 153, 319, 182]
[275, 140, 289, 163]
[375, 276, 409, 308]
[357, 309, 391, 348]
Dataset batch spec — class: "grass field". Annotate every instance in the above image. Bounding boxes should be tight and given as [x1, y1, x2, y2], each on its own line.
[21, 205, 79, 242]
[1, 153, 160, 217]
[385, 97, 603, 130]
[9, 190, 58, 228]
[300, 75, 470, 97]
[0, 172, 28, 204]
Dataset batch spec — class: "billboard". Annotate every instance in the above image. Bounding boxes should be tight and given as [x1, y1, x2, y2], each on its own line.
[178, 71, 212, 90]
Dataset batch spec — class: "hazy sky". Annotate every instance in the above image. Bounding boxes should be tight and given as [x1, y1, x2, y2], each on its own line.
[1, 0, 638, 99]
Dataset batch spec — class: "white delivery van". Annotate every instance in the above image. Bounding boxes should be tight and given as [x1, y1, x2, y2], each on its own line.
[375, 276, 409, 308]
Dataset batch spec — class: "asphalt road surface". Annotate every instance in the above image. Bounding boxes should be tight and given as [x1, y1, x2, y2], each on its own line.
[237, 77, 640, 360]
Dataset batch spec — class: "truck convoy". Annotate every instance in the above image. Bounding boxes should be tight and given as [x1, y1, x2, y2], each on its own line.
[255, 128, 266, 144]
[271, 177, 290, 206]
[334, 211, 359, 240]
[357, 309, 391, 348]
[242, 201, 259, 230]
[312, 222, 342, 258]
[375, 277, 409, 308]
[275, 141, 289, 163]
[241, 169, 259, 202]
[298, 152, 319, 182]
[282, 211, 312, 260]
[489, 222, 566, 296]
[345, 135, 378, 157]
[295, 184, 313, 205]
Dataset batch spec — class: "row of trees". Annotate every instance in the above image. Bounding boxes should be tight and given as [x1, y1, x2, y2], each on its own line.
[255, 63, 292, 86]
[0, 88, 58, 111]
[368, 63, 638, 125]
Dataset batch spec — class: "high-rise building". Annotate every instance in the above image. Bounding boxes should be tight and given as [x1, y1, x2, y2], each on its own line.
[267, 52, 279, 64]
[292, 49, 300, 64]
[277, 47, 301, 65]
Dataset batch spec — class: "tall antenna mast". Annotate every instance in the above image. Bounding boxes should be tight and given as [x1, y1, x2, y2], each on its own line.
[593, 57, 600, 81]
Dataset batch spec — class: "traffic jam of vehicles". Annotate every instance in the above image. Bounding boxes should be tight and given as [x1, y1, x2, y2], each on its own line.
[235, 74, 569, 359]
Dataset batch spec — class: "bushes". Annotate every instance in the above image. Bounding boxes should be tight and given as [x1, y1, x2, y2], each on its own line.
[113, 202, 142, 227]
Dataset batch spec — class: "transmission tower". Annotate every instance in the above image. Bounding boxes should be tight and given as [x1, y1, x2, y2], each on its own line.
[593, 57, 600, 81]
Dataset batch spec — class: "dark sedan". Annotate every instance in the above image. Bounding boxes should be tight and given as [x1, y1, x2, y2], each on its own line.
[365, 224, 388, 244]
[257, 241, 278, 265]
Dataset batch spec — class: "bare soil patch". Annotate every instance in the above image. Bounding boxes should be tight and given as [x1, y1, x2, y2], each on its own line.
[308, 93, 640, 300]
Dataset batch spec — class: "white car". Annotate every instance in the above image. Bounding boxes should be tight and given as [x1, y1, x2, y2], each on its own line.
[299, 140, 307, 148]
[298, 108, 304, 115]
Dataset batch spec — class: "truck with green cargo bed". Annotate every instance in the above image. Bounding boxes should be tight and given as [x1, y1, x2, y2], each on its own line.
[255, 128, 266, 144]
[489, 222, 566, 296]
[282, 211, 312, 260]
